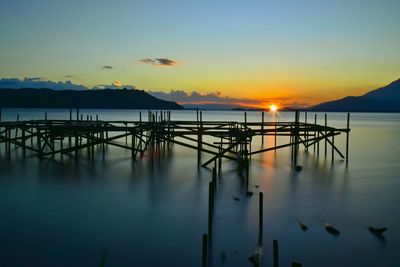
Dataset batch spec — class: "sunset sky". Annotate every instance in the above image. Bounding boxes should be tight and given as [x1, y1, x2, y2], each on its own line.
[0, 0, 399, 107]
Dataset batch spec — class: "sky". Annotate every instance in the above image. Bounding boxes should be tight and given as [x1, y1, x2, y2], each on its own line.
[0, 0, 399, 107]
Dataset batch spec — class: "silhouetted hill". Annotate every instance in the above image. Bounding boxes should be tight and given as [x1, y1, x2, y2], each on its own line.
[312, 79, 400, 112]
[0, 88, 183, 109]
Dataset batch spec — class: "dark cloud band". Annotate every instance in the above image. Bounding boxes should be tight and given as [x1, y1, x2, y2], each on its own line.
[140, 58, 178, 66]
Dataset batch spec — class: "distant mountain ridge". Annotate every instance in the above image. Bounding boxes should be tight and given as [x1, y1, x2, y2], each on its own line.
[0, 88, 183, 109]
[312, 79, 400, 112]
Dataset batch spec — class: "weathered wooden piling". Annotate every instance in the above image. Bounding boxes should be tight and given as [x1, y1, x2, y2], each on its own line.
[208, 181, 214, 237]
[346, 113, 350, 163]
[273, 239, 279, 267]
[261, 111, 264, 144]
[324, 113, 327, 156]
[259, 192, 264, 245]
[202, 234, 208, 267]
[293, 110, 300, 166]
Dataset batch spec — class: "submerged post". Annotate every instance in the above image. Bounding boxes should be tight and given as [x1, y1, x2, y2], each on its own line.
[273, 239, 279, 267]
[324, 113, 327, 156]
[313, 114, 317, 153]
[293, 110, 300, 166]
[202, 234, 208, 267]
[305, 112, 308, 151]
[258, 192, 264, 245]
[197, 111, 203, 165]
[261, 111, 264, 144]
[208, 181, 214, 237]
[346, 113, 350, 163]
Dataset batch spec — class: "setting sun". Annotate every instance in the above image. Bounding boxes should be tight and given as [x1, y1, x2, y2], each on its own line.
[269, 104, 278, 112]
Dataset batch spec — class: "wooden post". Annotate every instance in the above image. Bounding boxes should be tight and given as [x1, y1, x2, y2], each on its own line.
[131, 131, 135, 158]
[294, 110, 300, 166]
[305, 112, 308, 151]
[76, 107, 79, 121]
[273, 239, 279, 267]
[261, 111, 264, 144]
[37, 129, 42, 158]
[139, 111, 142, 122]
[324, 113, 327, 156]
[346, 113, 350, 163]
[22, 127, 26, 157]
[202, 234, 208, 267]
[313, 114, 317, 153]
[259, 192, 263, 245]
[69, 108, 72, 121]
[331, 131, 335, 162]
[208, 181, 214, 237]
[197, 111, 203, 165]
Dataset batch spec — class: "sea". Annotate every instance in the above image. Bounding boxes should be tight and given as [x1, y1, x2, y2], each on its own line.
[0, 109, 399, 267]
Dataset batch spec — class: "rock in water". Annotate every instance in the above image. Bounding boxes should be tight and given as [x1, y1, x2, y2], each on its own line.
[299, 221, 308, 231]
[295, 165, 303, 172]
[325, 223, 340, 236]
[248, 247, 262, 267]
[369, 226, 387, 236]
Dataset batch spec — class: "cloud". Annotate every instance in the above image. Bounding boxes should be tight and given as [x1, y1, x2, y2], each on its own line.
[112, 80, 122, 87]
[149, 90, 264, 106]
[92, 80, 136, 90]
[0, 77, 87, 90]
[140, 58, 178, 66]
[102, 65, 113, 69]
[148, 90, 312, 108]
[63, 75, 81, 80]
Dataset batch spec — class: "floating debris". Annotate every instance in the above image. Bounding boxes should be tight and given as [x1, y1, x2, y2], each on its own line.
[248, 246, 262, 267]
[246, 191, 254, 197]
[220, 250, 227, 264]
[292, 261, 303, 267]
[233, 197, 240, 201]
[255, 185, 259, 188]
[298, 221, 308, 231]
[369, 226, 387, 236]
[325, 223, 340, 236]
[295, 165, 303, 172]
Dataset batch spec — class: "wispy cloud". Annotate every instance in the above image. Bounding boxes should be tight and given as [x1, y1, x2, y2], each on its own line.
[64, 75, 78, 79]
[102, 65, 113, 69]
[140, 58, 178, 66]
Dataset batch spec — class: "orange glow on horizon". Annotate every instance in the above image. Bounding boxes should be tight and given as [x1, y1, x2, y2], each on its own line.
[269, 104, 278, 112]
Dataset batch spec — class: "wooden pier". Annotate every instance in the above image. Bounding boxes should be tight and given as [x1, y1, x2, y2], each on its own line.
[0, 109, 350, 167]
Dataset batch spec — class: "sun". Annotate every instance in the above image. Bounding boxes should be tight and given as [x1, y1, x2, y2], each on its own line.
[269, 104, 278, 112]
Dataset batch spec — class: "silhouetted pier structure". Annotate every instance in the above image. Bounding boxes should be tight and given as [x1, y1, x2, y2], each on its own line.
[0, 109, 350, 167]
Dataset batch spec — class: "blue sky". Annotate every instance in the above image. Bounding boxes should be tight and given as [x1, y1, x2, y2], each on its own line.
[0, 0, 399, 106]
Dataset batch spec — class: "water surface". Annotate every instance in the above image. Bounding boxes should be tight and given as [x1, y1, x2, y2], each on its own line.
[0, 109, 399, 266]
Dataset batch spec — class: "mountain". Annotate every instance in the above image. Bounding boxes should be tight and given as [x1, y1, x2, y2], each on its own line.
[312, 79, 400, 112]
[0, 88, 183, 109]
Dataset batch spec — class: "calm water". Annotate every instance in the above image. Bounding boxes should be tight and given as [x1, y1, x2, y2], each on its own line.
[0, 109, 399, 267]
